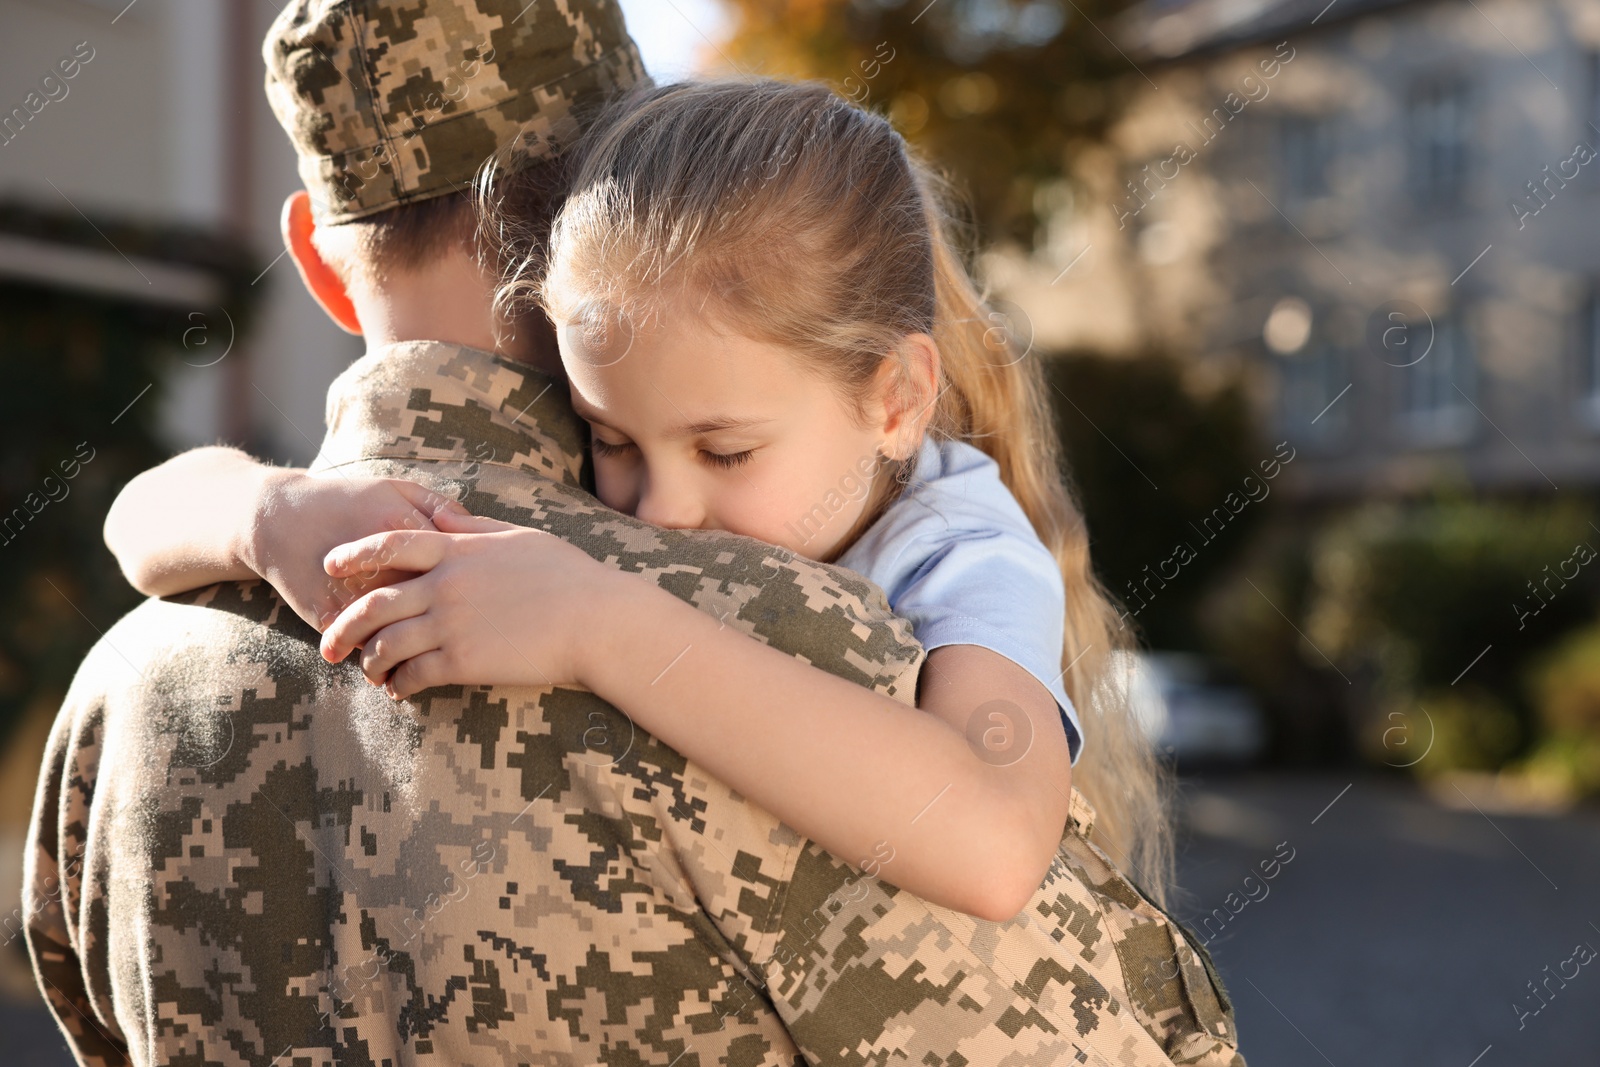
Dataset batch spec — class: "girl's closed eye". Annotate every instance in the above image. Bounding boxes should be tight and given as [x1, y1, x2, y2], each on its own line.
[700, 447, 756, 469]
[590, 433, 757, 471]
[589, 436, 635, 459]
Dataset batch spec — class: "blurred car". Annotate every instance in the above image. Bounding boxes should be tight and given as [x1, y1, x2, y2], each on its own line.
[1115, 650, 1267, 765]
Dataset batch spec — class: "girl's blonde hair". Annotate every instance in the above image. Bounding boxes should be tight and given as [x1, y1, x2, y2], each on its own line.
[495, 78, 1174, 904]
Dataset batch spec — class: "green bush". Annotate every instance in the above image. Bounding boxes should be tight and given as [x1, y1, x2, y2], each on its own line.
[1304, 495, 1598, 698]
[1198, 493, 1599, 769]
[1529, 622, 1600, 738]
[1301, 495, 1598, 770]
[1398, 688, 1523, 777]
[1501, 622, 1600, 798]
[1514, 732, 1600, 800]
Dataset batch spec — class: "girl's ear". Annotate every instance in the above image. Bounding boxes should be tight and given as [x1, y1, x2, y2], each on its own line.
[873, 334, 941, 460]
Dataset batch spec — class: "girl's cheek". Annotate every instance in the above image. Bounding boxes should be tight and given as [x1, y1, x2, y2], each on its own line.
[736, 482, 800, 545]
[593, 463, 636, 516]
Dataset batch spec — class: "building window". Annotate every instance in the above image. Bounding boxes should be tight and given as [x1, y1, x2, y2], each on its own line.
[1395, 311, 1476, 444]
[1588, 52, 1600, 134]
[1407, 79, 1471, 208]
[1582, 289, 1600, 428]
[1279, 343, 1350, 445]
[1280, 116, 1336, 200]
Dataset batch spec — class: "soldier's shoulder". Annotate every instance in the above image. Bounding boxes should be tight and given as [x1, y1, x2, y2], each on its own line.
[64, 580, 309, 707]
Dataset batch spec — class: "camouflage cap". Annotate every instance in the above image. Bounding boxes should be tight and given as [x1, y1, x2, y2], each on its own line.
[264, 0, 648, 224]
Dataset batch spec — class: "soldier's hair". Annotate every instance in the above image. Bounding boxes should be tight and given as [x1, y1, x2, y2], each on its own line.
[316, 157, 566, 289]
[497, 78, 1174, 904]
[312, 192, 474, 285]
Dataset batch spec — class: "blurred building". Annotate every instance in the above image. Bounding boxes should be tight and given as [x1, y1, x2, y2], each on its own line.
[0, 0, 366, 464]
[1010, 0, 1600, 500]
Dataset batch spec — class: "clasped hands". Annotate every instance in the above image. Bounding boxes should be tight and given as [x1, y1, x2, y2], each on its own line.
[249, 472, 612, 699]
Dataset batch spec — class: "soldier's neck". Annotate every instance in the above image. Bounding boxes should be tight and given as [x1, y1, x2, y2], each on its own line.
[350, 247, 562, 378]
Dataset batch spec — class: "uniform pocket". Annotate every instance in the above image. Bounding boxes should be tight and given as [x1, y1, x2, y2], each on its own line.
[1061, 788, 1245, 1063]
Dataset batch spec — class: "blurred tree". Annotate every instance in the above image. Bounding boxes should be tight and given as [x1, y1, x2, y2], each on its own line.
[719, 0, 1139, 247]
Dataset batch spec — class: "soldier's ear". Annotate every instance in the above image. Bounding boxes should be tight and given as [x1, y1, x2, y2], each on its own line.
[282, 191, 363, 336]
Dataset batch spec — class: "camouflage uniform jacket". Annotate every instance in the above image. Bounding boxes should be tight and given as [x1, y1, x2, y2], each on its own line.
[25, 340, 1245, 1067]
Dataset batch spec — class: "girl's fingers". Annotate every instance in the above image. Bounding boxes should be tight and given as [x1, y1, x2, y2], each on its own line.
[428, 503, 519, 535]
[358, 617, 442, 685]
[321, 580, 430, 663]
[328, 566, 416, 608]
[387, 649, 457, 700]
[385, 478, 456, 524]
[325, 529, 451, 578]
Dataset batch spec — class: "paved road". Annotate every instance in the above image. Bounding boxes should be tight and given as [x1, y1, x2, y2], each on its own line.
[5, 771, 1597, 1065]
[1171, 772, 1600, 1066]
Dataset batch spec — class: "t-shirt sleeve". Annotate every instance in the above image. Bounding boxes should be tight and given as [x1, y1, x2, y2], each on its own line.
[889, 529, 1085, 765]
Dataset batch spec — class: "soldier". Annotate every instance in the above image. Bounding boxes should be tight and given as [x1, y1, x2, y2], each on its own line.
[25, 1, 1246, 1065]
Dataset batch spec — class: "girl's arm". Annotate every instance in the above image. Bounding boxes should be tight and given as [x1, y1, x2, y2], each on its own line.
[578, 588, 1075, 922]
[104, 446, 285, 594]
[105, 446, 448, 630]
[321, 512, 1074, 921]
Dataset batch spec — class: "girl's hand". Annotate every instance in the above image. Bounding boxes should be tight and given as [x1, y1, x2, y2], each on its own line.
[245, 472, 451, 631]
[318, 505, 614, 699]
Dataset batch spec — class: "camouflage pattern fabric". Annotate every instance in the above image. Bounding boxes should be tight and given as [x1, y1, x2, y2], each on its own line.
[264, 0, 647, 223]
[25, 341, 1245, 1066]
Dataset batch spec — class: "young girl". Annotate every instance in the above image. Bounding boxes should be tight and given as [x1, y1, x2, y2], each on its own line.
[107, 79, 1170, 917]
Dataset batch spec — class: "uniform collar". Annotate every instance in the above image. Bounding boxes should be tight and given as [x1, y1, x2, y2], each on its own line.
[312, 339, 589, 488]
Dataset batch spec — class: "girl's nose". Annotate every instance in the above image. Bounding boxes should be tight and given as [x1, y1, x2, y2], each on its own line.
[633, 469, 705, 531]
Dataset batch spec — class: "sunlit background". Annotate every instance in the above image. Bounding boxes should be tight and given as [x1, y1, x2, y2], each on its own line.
[2, 0, 1598, 1063]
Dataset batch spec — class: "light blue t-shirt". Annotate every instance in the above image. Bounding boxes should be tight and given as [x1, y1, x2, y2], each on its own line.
[833, 436, 1084, 764]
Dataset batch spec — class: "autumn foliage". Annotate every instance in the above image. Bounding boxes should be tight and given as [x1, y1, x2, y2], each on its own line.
[716, 0, 1139, 248]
